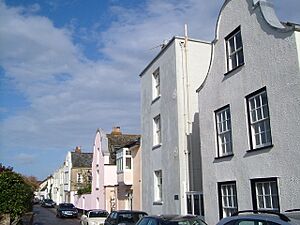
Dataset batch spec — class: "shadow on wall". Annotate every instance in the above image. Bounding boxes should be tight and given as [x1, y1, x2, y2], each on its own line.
[187, 113, 203, 192]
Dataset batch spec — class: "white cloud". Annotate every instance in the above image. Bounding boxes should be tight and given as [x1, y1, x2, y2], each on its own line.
[0, 0, 299, 179]
[15, 153, 36, 165]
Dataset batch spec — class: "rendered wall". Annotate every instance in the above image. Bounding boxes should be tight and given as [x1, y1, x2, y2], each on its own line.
[198, 0, 300, 224]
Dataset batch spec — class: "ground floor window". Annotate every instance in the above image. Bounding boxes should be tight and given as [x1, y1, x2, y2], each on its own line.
[218, 181, 238, 219]
[251, 178, 279, 211]
[186, 192, 204, 216]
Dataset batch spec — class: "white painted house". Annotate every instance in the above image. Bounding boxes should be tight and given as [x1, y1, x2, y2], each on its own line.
[140, 36, 211, 215]
[197, 0, 300, 224]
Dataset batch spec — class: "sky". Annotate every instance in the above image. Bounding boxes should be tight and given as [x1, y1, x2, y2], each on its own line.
[0, 0, 299, 180]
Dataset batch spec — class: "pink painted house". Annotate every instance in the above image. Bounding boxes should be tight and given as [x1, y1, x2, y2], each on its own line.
[74, 127, 139, 212]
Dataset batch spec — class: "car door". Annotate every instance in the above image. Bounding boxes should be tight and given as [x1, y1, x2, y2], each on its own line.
[106, 212, 117, 225]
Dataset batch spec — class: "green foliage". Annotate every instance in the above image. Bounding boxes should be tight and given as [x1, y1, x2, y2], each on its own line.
[0, 171, 34, 220]
[77, 183, 91, 195]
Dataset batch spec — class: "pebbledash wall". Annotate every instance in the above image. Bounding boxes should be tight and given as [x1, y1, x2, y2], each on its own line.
[197, 0, 300, 224]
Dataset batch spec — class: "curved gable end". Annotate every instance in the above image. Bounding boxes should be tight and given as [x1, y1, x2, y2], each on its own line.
[253, 0, 285, 29]
[197, 1, 300, 224]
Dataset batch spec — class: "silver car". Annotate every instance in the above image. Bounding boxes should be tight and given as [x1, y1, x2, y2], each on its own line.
[216, 210, 300, 225]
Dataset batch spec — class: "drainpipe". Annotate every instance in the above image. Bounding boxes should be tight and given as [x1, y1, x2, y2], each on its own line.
[180, 24, 191, 214]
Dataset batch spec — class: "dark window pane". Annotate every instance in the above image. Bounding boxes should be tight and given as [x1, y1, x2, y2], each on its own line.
[236, 31, 242, 48]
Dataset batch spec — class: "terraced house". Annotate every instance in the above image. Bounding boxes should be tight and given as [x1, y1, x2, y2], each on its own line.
[197, 0, 300, 224]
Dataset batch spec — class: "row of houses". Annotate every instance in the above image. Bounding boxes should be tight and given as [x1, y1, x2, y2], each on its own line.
[38, 0, 300, 224]
[36, 127, 142, 211]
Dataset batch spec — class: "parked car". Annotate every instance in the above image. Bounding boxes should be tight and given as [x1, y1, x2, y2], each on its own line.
[56, 203, 78, 218]
[80, 209, 109, 225]
[104, 210, 148, 225]
[136, 215, 207, 225]
[216, 210, 300, 225]
[41, 199, 56, 208]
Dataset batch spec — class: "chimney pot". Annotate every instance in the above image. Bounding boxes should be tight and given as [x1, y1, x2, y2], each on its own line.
[75, 146, 81, 153]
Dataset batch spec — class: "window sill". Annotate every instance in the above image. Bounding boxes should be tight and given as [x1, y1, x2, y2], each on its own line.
[224, 63, 245, 76]
[153, 201, 163, 205]
[151, 95, 161, 104]
[215, 154, 234, 160]
[247, 144, 273, 153]
[152, 144, 162, 150]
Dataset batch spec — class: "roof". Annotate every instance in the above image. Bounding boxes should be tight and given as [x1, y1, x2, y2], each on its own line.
[138, 36, 210, 78]
[71, 152, 93, 168]
[106, 133, 140, 164]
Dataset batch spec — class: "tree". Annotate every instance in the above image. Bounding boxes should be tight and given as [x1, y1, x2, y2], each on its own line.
[0, 170, 34, 222]
[23, 175, 40, 190]
[0, 163, 13, 173]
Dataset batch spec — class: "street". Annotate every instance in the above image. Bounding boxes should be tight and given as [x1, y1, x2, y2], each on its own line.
[33, 205, 79, 225]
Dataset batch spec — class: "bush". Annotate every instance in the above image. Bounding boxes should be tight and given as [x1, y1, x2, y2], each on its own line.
[0, 171, 34, 221]
[77, 183, 91, 195]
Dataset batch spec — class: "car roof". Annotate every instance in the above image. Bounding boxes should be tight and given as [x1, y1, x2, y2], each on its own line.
[88, 209, 108, 213]
[218, 211, 292, 225]
[144, 215, 204, 222]
[112, 210, 147, 214]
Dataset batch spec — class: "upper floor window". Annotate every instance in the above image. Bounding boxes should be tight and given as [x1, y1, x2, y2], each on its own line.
[251, 178, 279, 211]
[153, 115, 161, 146]
[246, 88, 272, 150]
[152, 68, 160, 99]
[215, 106, 233, 157]
[125, 150, 132, 169]
[116, 149, 132, 172]
[154, 170, 162, 202]
[225, 26, 244, 72]
[77, 173, 83, 183]
[218, 182, 238, 219]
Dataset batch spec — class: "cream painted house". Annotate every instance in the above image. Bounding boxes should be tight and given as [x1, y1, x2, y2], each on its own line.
[116, 137, 142, 210]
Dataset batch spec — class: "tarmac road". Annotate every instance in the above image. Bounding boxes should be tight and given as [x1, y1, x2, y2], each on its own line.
[33, 204, 80, 225]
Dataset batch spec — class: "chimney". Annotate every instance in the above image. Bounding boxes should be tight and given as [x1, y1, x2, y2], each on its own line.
[111, 126, 122, 135]
[74, 146, 81, 153]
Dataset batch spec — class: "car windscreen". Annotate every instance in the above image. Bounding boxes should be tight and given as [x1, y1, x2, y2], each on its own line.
[59, 204, 75, 209]
[167, 218, 207, 225]
[89, 211, 108, 218]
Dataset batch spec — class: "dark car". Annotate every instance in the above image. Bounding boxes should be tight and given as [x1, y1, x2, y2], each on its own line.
[105, 210, 147, 225]
[136, 215, 207, 225]
[41, 199, 56, 208]
[56, 203, 78, 218]
[216, 210, 300, 225]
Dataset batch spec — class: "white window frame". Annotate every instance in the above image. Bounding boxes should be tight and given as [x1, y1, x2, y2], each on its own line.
[152, 68, 160, 99]
[247, 88, 272, 149]
[186, 192, 204, 216]
[153, 115, 161, 146]
[225, 26, 244, 72]
[125, 149, 132, 169]
[251, 178, 279, 211]
[219, 182, 238, 218]
[154, 170, 162, 202]
[215, 106, 232, 157]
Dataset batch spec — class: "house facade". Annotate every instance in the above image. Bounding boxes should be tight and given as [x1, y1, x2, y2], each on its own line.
[74, 127, 140, 212]
[140, 37, 211, 215]
[197, 0, 300, 224]
[116, 137, 142, 210]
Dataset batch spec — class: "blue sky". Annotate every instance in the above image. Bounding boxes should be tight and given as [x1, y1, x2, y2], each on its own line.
[0, 0, 299, 180]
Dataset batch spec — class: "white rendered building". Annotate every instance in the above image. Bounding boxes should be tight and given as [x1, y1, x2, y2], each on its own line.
[140, 36, 211, 215]
[197, 0, 300, 224]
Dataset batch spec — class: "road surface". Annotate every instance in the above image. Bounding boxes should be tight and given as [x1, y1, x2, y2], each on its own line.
[33, 204, 80, 225]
